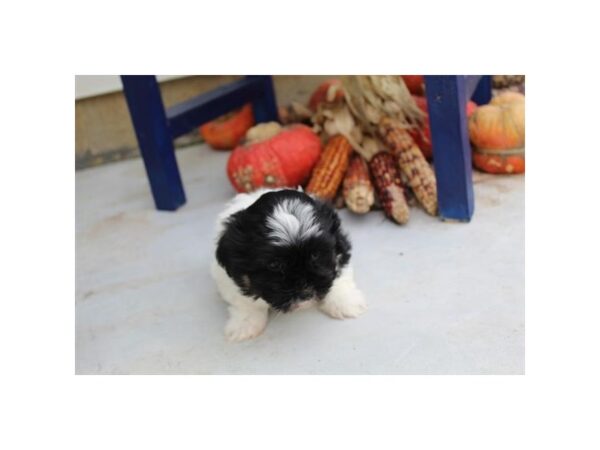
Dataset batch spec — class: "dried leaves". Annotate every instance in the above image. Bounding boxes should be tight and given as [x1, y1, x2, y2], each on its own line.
[342, 76, 425, 133]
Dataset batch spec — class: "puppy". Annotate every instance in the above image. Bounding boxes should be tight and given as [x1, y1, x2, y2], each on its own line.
[211, 188, 367, 341]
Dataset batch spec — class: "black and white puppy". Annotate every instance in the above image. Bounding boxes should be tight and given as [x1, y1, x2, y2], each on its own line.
[211, 188, 367, 341]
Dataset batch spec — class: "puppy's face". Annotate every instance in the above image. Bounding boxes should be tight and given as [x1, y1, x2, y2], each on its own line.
[216, 190, 350, 312]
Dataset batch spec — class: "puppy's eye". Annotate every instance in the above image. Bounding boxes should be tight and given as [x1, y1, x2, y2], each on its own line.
[267, 261, 284, 272]
[310, 252, 320, 262]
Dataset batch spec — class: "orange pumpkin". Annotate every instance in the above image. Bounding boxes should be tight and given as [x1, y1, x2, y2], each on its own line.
[401, 75, 425, 95]
[199, 103, 254, 150]
[468, 102, 525, 150]
[409, 95, 478, 159]
[472, 149, 525, 174]
[227, 123, 322, 193]
[308, 79, 344, 111]
[469, 92, 525, 174]
[490, 91, 525, 106]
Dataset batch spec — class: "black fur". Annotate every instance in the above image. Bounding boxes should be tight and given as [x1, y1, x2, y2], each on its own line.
[216, 190, 351, 312]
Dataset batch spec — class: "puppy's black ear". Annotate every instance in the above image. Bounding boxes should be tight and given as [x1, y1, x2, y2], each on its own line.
[314, 200, 351, 267]
[216, 210, 249, 279]
[333, 225, 351, 267]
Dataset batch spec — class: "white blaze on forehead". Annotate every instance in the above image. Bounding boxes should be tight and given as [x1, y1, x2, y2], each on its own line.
[266, 198, 321, 245]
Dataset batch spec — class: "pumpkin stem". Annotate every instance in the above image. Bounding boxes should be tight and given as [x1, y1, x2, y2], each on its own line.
[245, 122, 283, 144]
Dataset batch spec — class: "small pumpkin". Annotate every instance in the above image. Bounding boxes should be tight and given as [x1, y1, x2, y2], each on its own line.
[227, 122, 322, 193]
[308, 79, 344, 111]
[468, 101, 525, 150]
[472, 149, 525, 174]
[469, 92, 525, 174]
[401, 75, 425, 96]
[199, 103, 254, 150]
[409, 95, 478, 159]
[490, 91, 525, 106]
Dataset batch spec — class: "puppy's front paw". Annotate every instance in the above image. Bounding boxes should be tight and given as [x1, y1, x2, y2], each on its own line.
[225, 313, 268, 342]
[320, 289, 367, 320]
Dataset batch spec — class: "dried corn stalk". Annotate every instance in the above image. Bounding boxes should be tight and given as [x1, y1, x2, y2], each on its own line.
[279, 101, 313, 125]
[306, 135, 353, 201]
[343, 155, 374, 214]
[379, 117, 438, 215]
[369, 152, 410, 224]
[342, 76, 425, 134]
[311, 95, 382, 162]
[312, 104, 362, 149]
[359, 135, 385, 161]
[312, 76, 425, 164]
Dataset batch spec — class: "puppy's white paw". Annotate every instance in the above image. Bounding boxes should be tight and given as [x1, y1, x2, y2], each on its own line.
[224, 312, 268, 342]
[320, 289, 367, 320]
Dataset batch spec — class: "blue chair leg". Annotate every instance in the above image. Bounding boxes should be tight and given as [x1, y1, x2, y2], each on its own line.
[424, 75, 474, 222]
[248, 75, 279, 123]
[472, 75, 492, 105]
[121, 76, 186, 211]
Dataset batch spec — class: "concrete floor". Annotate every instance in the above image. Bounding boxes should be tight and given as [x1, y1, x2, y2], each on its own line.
[76, 144, 524, 374]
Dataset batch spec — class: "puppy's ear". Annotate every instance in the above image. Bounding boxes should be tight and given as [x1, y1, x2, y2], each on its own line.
[314, 200, 351, 267]
[333, 225, 351, 267]
[216, 210, 249, 279]
[331, 219, 351, 267]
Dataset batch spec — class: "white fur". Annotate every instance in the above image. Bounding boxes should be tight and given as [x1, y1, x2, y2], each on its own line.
[266, 198, 321, 245]
[212, 188, 367, 341]
[214, 188, 278, 236]
[211, 261, 269, 341]
[319, 266, 367, 319]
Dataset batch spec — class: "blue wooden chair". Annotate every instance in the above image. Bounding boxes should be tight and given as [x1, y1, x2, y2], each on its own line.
[121, 75, 490, 222]
[120, 75, 278, 211]
[425, 75, 492, 221]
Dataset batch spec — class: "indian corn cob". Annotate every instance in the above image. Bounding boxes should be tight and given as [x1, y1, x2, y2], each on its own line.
[378, 117, 438, 216]
[369, 152, 410, 224]
[343, 155, 374, 214]
[306, 134, 353, 201]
